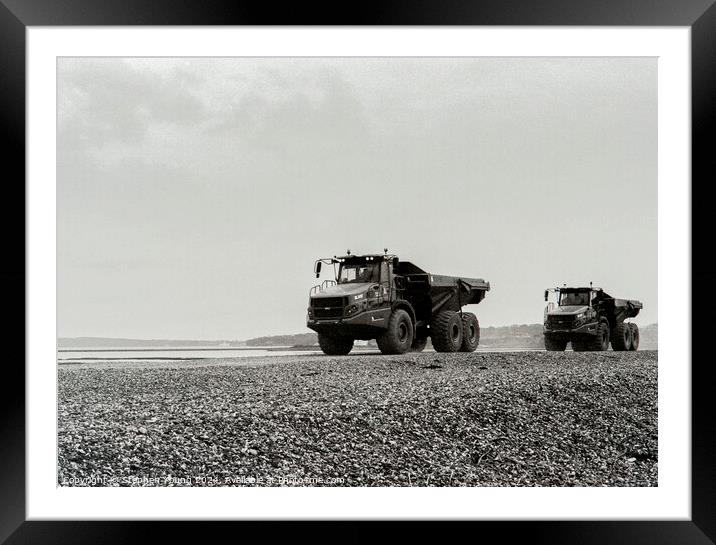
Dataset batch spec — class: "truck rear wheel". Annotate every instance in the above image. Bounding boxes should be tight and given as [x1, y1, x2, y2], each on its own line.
[317, 333, 354, 356]
[459, 313, 480, 352]
[430, 311, 463, 353]
[544, 336, 568, 351]
[611, 322, 632, 351]
[628, 323, 640, 351]
[376, 309, 414, 355]
[410, 337, 428, 352]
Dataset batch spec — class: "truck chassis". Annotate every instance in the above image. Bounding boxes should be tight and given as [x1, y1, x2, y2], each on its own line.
[307, 253, 490, 355]
[543, 286, 643, 352]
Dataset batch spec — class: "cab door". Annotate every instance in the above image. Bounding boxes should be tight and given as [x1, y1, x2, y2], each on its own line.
[381, 261, 392, 301]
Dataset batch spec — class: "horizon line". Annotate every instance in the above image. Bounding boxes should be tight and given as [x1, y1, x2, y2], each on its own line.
[58, 322, 659, 343]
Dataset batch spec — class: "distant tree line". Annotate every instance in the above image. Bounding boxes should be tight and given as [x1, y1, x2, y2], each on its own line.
[245, 324, 657, 349]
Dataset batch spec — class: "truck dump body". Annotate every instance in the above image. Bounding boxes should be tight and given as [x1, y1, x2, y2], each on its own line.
[608, 298, 642, 314]
[396, 262, 489, 322]
[595, 290, 643, 322]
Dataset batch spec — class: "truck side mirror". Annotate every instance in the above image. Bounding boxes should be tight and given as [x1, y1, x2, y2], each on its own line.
[314, 261, 322, 278]
[544, 290, 549, 301]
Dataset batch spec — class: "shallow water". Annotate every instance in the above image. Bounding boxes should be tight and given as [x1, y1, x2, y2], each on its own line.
[57, 346, 326, 363]
[57, 344, 550, 367]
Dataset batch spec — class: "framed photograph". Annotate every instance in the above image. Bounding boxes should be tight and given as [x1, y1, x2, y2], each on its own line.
[5, 1, 714, 543]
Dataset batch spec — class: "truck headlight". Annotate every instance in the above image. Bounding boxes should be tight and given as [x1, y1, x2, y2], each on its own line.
[346, 301, 367, 316]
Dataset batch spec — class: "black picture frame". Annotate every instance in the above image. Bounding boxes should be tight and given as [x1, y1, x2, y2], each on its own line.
[3, 1, 714, 543]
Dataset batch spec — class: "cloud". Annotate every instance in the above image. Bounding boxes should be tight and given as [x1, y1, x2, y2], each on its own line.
[58, 58, 207, 148]
[205, 69, 371, 158]
[58, 59, 375, 172]
[56, 58, 657, 337]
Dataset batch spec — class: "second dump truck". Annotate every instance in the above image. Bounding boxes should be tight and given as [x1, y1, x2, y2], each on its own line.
[307, 251, 490, 355]
[543, 286, 643, 351]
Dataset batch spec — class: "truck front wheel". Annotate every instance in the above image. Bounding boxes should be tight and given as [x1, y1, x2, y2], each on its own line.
[589, 322, 611, 351]
[430, 310, 463, 353]
[544, 336, 568, 351]
[459, 313, 480, 352]
[376, 309, 414, 355]
[317, 333, 354, 356]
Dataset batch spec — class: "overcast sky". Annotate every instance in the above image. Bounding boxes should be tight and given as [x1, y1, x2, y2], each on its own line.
[57, 57, 657, 340]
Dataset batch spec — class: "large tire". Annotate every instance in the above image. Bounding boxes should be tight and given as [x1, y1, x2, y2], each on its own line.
[410, 337, 428, 352]
[611, 322, 632, 351]
[628, 323, 640, 351]
[317, 333, 354, 356]
[588, 322, 611, 351]
[544, 336, 568, 351]
[459, 313, 480, 352]
[376, 309, 414, 355]
[430, 311, 463, 353]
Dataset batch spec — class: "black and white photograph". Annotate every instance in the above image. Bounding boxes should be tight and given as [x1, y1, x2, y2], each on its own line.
[56, 55, 659, 489]
[0, 0, 709, 538]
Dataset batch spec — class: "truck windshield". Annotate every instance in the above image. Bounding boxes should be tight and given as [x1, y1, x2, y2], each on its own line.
[559, 291, 589, 306]
[338, 262, 380, 284]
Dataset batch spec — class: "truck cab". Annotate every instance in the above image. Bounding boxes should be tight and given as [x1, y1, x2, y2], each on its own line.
[308, 254, 396, 334]
[544, 288, 600, 336]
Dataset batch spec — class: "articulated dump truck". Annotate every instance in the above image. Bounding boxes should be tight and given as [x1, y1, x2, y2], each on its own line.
[543, 286, 643, 352]
[307, 252, 490, 355]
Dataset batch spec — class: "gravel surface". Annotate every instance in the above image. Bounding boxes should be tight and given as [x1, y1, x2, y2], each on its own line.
[58, 351, 657, 487]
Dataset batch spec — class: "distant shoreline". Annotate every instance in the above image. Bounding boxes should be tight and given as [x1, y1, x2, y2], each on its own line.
[57, 346, 290, 353]
[58, 323, 657, 352]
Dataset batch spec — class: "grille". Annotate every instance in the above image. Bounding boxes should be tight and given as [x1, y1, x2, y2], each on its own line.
[311, 297, 345, 320]
[547, 315, 576, 329]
